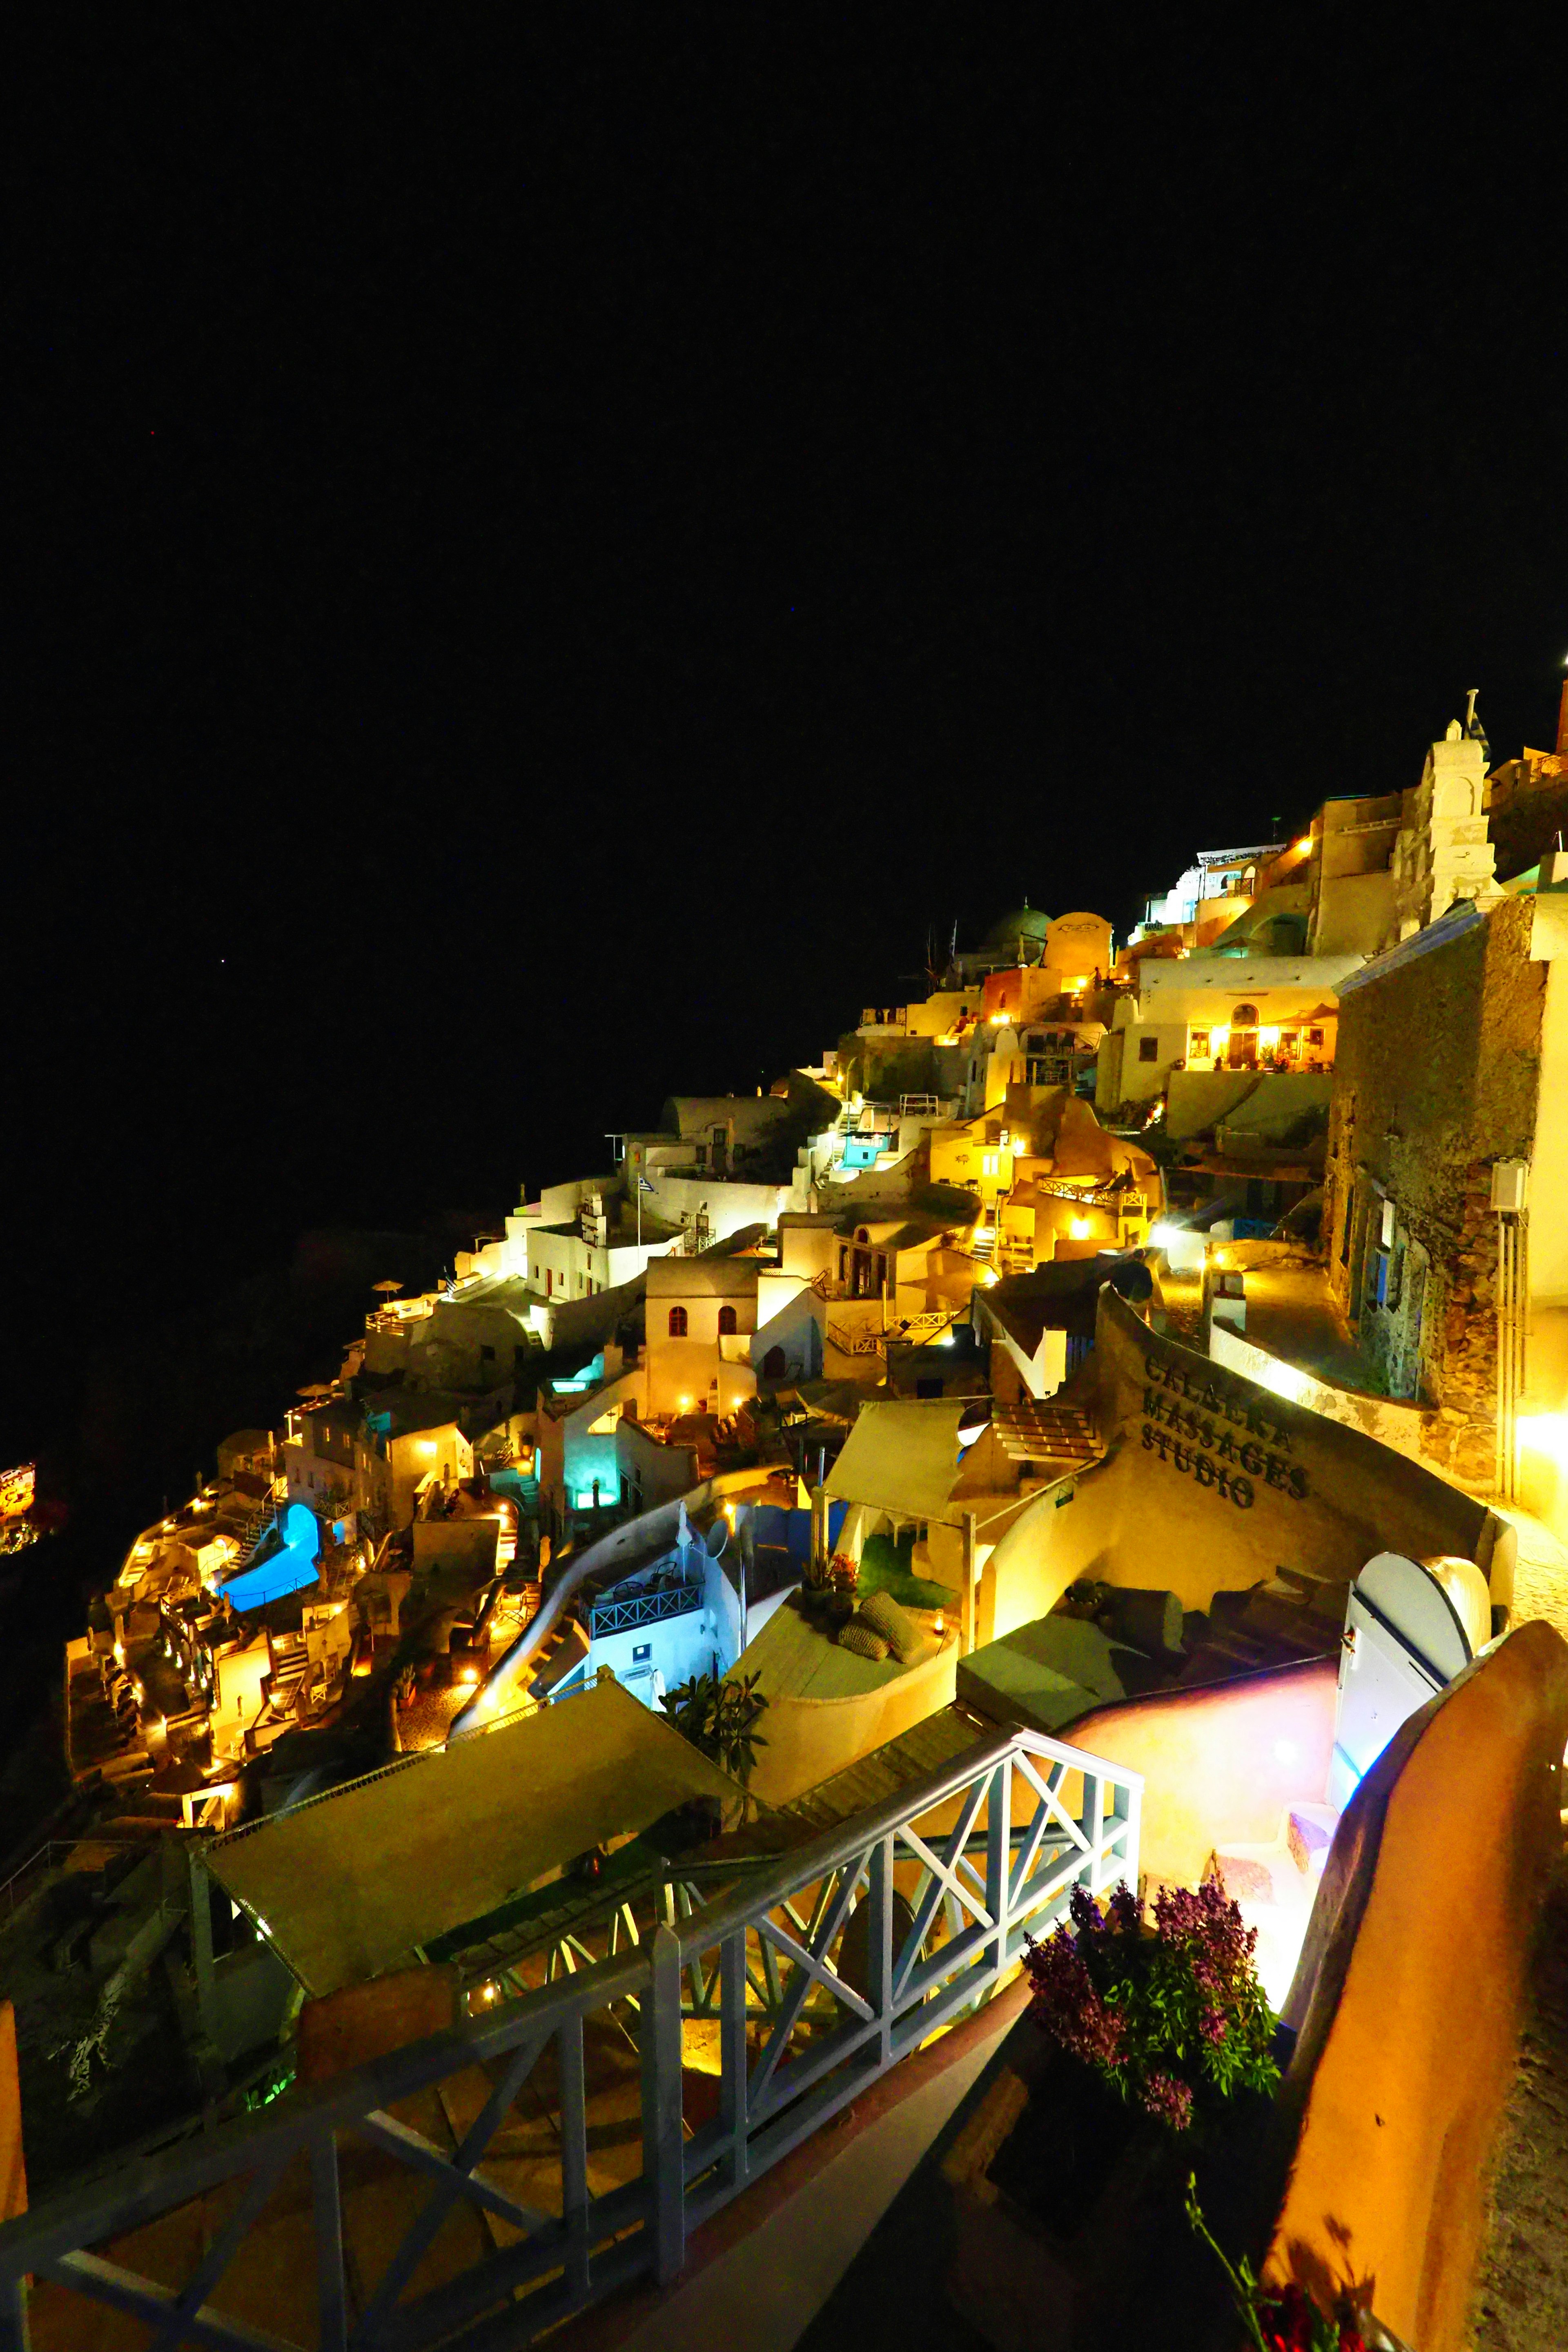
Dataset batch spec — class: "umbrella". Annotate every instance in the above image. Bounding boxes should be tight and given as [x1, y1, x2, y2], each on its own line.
[372, 1279, 403, 1295]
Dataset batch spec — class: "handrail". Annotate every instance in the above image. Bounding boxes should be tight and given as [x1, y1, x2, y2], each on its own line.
[0, 1722, 1140, 2349]
[450, 1485, 718, 1734]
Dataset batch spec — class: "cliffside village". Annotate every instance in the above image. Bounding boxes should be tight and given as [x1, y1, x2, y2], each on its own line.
[7, 688, 1568, 2343]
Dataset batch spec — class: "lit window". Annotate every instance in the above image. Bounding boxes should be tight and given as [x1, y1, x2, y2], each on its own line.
[668, 1306, 688, 1337]
[981, 1152, 998, 1177]
[1189, 1030, 1209, 1057]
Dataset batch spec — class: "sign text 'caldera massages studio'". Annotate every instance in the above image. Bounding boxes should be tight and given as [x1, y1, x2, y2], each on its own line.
[1140, 1347, 1310, 1512]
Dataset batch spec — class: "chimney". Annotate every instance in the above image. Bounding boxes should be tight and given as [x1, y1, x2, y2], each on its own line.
[1558, 679, 1568, 758]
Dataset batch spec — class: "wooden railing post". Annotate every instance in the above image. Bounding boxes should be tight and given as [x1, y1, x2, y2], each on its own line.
[643, 1925, 686, 2285]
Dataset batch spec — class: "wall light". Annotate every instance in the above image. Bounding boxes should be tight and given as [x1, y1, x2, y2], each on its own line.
[1272, 1740, 1299, 1766]
[1070, 1217, 1092, 1238]
[1517, 1413, 1568, 1471]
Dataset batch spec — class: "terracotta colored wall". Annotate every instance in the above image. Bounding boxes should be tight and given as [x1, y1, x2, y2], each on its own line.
[0, 2003, 24, 2221]
[1270, 1620, 1568, 2352]
[1065, 1657, 1338, 1887]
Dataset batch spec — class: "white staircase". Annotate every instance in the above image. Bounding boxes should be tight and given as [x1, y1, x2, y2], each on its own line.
[1204, 1799, 1341, 2010]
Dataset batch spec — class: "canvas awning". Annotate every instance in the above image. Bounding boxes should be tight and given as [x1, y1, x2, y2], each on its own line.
[822, 1398, 969, 1526]
[205, 1677, 741, 1996]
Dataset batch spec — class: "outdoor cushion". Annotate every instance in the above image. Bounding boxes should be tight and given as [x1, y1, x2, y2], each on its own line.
[836, 1621, 890, 1661]
[859, 1588, 924, 1662]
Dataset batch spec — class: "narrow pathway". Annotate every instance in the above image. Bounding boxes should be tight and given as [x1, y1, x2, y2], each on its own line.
[1471, 1843, 1568, 2352]
[1496, 1507, 1568, 1649]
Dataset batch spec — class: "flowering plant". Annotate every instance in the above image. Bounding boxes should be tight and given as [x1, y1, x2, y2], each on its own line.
[1022, 1879, 1278, 2133]
[1185, 2175, 1407, 2352]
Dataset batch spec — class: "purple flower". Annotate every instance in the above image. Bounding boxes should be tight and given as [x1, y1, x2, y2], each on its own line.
[1141, 2070, 1194, 2131]
[1108, 1881, 1140, 1933]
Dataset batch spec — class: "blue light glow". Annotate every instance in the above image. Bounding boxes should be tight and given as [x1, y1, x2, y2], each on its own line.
[220, 1501, 321, 1611]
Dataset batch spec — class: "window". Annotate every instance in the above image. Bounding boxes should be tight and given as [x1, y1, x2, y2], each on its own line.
[1308, 1028, 1324, 1047]
[981, 1152, 999, 1177]
[1189, 1030, 1209, 1057]
[717, 1305, 737, 1335]
[1282, 1032, 1298, 1052]
[668, 1306, 688, 1337]
[545, 1269, 553, 1296]
[1138, 1036, 1160, 1063]
[1231, 1004, 1259, 1027]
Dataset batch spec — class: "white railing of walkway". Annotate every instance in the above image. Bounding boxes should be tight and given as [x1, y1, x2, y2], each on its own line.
[0, 1722, 1138, 2351]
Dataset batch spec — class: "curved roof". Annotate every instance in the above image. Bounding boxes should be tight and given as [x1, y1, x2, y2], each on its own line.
[983, 904, 1051, 949]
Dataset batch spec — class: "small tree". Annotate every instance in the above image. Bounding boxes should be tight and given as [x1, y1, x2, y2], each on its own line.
[663, 1669, 769, 1791]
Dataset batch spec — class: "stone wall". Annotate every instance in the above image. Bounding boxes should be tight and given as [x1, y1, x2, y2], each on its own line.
[1325, 896, 1545, 1483]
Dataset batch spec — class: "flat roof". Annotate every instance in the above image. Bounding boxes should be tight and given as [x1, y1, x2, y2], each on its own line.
[206, 1678, 739, 1996]
[739, 1595, 944, 1703]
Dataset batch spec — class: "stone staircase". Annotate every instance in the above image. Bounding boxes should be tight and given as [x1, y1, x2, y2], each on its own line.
[1203, 1797, 1341, 2009]
[1180, 1564, 1349, 1684]
[777, 1705, 989, 1840]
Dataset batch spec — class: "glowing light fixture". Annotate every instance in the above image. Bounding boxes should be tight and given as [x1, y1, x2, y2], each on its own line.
[1517, 1412, 1568, 1471]
[1070, 1217, 1092, 1238]
[1272, 1740, 1299, 1766]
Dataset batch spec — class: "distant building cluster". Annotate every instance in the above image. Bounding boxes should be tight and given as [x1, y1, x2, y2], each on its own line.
[10, 686, 1568, 2332]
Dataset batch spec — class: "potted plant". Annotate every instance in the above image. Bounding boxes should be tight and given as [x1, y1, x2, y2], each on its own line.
[1022, 1878, 1279, 2136]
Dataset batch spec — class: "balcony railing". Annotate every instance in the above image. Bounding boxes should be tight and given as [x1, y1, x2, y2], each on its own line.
[588, 1578, 706, 1637]
[0, 1724, 1139, 2351]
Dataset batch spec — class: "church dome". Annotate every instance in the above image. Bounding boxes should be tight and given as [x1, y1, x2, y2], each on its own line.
[982, 904, 1051, 951]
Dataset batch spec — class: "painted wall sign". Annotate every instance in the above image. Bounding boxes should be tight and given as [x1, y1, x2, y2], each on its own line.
[1139, 1348, 1309, 1510]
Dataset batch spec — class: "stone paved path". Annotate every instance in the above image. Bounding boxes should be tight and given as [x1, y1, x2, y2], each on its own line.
[1496, 1507, 1568, 1649]
[1471, 1845, 1568, 2352]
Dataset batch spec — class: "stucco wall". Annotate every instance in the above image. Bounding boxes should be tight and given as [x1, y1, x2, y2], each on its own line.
[745, 1640, 960, 1807]
[1064, 1657, 1337, 1887]
[1270, 1621, 1568, 2352]
[1207, 1321, 1439, 1456]
[969, 1290, 1510, 1635]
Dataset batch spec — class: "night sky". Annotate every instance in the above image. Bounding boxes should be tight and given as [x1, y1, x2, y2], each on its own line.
[9, 16, 1564, 1512]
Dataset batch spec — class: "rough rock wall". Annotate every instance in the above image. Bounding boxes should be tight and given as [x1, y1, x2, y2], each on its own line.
[1325, 897, 1544, 1483]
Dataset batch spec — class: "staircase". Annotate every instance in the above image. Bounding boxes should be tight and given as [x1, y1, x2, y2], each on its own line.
[1179, 1564, 1349, 1683]
[777, 1706, 988, 1840]
[230, 1498, 281, 1572]
[265, 1631, 309, 1714]
[1204, 1798, 1342, 2009]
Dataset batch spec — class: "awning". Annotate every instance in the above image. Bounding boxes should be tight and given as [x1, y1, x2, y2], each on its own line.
[206, 1677, 741, 1996]
[823, 1398, 969, 1526]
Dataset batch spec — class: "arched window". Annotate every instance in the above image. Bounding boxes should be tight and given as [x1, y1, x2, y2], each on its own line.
[717, 1305, 737, 1336]
[1231, 1003, 1259, 1027]
[668, 1306, 688, 1337]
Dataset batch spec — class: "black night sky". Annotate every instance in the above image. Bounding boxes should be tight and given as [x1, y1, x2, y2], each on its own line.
[7, 18, 1564, 1639]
